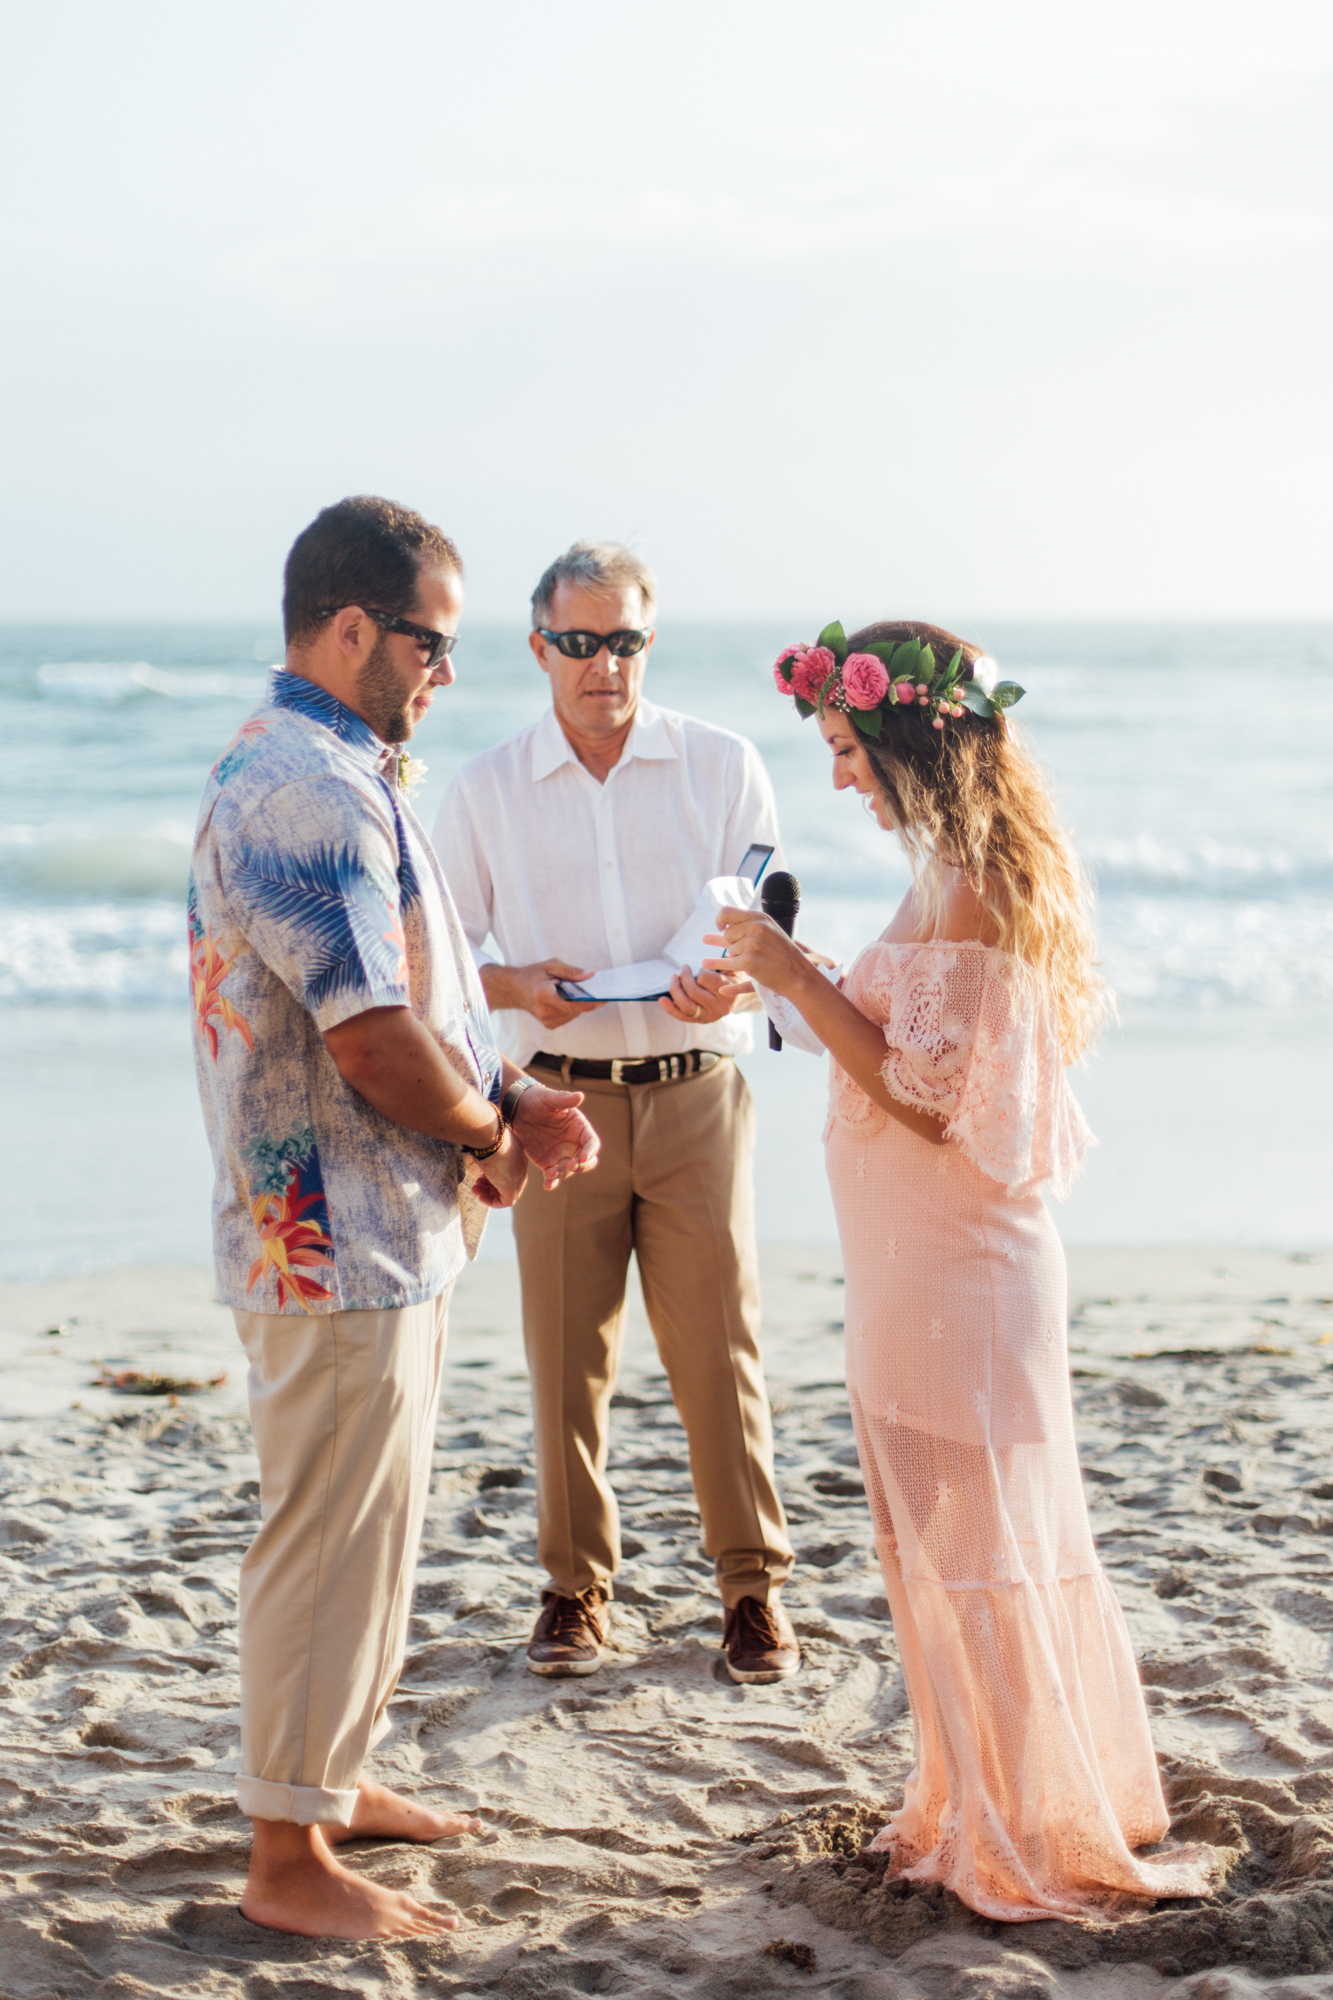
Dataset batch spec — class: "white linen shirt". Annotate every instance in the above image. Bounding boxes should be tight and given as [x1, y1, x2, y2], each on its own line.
[433, 699, 782, 1066]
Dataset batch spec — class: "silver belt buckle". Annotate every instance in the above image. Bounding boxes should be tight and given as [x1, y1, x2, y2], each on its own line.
[610, 1058, 628, 1085]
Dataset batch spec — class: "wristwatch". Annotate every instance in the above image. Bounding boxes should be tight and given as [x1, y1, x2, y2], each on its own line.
[500, 1076, 538, 1125]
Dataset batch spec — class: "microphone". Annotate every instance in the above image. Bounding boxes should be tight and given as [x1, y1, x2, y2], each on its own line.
[759, 871, 801, 1051]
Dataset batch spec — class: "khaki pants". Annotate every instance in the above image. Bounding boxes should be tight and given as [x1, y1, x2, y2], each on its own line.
[513, 1057, 793, 1610]
[231, 1286, 452, 1825]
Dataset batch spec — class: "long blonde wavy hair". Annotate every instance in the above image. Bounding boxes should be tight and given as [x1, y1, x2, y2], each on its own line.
[845, 619, 1108, 1060]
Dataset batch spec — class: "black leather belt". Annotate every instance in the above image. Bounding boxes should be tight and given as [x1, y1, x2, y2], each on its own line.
[529, 1050, 723, 1086]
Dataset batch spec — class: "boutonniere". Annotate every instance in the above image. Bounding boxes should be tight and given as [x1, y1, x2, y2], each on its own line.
[396, 755, 428, 800]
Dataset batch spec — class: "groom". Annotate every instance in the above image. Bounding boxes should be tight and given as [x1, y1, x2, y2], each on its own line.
[190, 496, 598, 1941]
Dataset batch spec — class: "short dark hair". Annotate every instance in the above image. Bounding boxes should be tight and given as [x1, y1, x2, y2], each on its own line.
[282, 496, 463, 646]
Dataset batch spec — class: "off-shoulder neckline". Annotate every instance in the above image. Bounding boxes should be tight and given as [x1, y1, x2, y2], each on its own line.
[869, 935, 998, 951]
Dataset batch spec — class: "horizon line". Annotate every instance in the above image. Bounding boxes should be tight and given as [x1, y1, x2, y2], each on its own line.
[2, 610, 1333, 629]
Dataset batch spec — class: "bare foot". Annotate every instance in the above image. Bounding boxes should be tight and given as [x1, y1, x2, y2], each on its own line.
[324, 1777, 482, 1846]
[241, 1819, 458, 1941]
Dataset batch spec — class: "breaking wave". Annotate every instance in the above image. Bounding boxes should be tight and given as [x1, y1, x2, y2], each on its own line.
[37, 662, 268, 702]
[1084, 834, 1333, 899]
[0, 825, 193, 899]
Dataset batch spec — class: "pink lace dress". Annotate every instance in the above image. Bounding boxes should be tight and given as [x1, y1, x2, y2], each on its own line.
[822, 939, 1213, 1921]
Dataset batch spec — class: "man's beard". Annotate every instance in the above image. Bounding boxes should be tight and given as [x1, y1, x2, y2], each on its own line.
[356, 632, 415, 743]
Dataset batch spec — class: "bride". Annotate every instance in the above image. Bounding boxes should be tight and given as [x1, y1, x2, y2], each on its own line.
[708, 620, 1213, 1922]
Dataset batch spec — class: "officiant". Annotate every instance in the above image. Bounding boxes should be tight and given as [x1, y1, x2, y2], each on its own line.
[433, 541, 798, 1687]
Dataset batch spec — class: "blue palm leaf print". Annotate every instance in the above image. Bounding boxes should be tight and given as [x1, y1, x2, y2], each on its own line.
[388, 794, 422, 911]
[233, 842, 406, 1011]
[272, 673, 379, 750]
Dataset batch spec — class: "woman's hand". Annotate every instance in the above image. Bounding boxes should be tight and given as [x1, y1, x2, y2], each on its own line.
[711, 908, 946, 1145]
[702, 906, 815, 999]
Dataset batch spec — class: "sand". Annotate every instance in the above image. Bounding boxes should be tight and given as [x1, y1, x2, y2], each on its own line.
[3, 1244, 1333, 2000]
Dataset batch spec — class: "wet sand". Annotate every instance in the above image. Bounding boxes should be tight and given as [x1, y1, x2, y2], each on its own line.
[2, 1245, 1333, 1999]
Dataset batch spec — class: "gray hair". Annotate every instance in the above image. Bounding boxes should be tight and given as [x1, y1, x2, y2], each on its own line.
[530, 541, 658, 628]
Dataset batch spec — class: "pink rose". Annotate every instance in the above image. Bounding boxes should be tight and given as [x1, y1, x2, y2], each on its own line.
[772, 643, 804, 694]
[892, 681, 916, 706]
[791, 645, 836, 702]
[841, 652, 889, 710]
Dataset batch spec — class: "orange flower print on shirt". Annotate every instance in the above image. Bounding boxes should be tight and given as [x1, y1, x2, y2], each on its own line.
[382, 911, 408, 986]
[189, 920, 254, 1062]
[242, 1121, 335, 1313]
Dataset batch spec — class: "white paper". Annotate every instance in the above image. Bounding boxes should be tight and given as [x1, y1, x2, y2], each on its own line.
[558, 877, 758, 1003]
[753, 971, 841, 1055]
[559, 958, 680, 1003]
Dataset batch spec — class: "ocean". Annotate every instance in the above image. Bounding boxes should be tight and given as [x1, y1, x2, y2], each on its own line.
[2, 620, 1330, 1279]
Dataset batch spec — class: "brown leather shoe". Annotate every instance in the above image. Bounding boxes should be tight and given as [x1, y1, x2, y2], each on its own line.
[526, 1586, 610, 1677]
[723, 1596, 801, 1684]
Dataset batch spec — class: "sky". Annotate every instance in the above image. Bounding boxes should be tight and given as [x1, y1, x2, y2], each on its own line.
[1, 0, 1330, 622]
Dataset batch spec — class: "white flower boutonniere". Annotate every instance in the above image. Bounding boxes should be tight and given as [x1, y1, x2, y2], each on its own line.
[396, 755, 428, 800]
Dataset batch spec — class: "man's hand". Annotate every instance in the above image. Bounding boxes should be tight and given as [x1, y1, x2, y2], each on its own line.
[512, 1084, 601, 1192]
[481, 960, 605, 1032]
[468, 1127, 529, 1209]
[658, 963, 751, 1025]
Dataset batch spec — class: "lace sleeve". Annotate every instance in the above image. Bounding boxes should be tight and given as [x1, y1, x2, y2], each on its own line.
[846, 943, 1093, 1200]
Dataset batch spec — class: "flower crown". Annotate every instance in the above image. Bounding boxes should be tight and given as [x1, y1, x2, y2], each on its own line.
[773, 621, 1024, 738]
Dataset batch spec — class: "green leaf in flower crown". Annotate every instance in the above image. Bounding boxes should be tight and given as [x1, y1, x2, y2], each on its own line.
[918, 645, 936, 685]
[817, 620, 848, 661]
[851, 706, 883, 738]
[991, 681, 1026, 709]
[794, 695, 816, 719]
[862, 641, 898, 666]
[943, 647, 963, 686]
[960, 685, 996, 719]
[890, 638, 921, 678]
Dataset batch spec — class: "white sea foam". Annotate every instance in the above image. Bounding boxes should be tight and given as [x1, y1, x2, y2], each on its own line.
[0, 904, 186, 1006]
[1084, 833, 1333, 897]
[3, 622, 1331, 1022]
[37, 662, 267, 701]
[1099, 900, 1333, 1009]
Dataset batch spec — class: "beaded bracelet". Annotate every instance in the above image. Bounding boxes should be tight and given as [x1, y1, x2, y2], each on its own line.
[461, 1108, 506, 1160]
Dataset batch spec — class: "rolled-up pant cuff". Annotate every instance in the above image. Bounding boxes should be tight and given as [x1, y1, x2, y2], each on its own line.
[231, 1292, 452, 1831]
[237, 1775, 359, 1826]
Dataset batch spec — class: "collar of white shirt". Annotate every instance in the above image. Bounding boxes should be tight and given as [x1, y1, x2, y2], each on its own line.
[529, 697, 679, 783]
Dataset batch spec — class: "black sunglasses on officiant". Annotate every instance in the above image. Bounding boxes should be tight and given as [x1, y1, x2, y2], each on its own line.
[537, 627, 651, 660]
[320, 606, 458, 671]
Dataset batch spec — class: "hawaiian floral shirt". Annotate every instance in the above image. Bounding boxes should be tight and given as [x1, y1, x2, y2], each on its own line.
[189, 669, 501, 1315]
